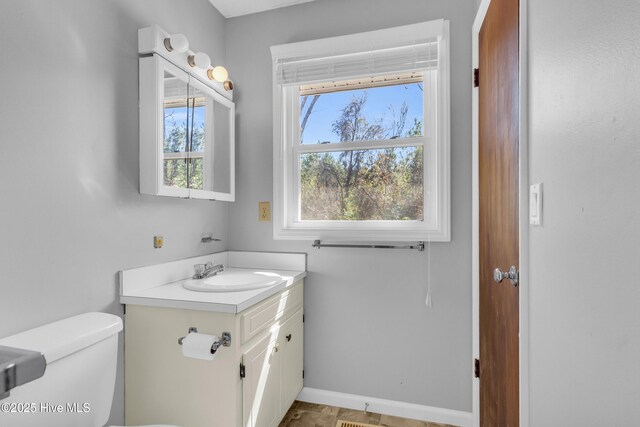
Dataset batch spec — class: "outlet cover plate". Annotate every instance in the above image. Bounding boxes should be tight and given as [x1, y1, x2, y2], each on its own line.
[259, 201, 271, 222]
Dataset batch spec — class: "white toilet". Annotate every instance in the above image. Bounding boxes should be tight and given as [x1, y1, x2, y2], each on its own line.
[0, 312, 178, 427]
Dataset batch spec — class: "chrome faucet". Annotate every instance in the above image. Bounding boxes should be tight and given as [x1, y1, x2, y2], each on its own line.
[193, 262, 225, 279]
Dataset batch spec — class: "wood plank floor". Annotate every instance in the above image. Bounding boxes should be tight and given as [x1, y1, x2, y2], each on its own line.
[279, 401, 458, 427]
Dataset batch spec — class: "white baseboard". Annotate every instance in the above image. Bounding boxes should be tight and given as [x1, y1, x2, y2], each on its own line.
[296, 387, 472, 427]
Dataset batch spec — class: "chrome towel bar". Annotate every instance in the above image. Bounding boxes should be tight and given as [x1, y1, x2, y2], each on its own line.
[312, 240, 425, 251]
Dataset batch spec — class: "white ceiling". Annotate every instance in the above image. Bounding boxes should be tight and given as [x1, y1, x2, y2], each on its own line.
[208, 0, 319, 18]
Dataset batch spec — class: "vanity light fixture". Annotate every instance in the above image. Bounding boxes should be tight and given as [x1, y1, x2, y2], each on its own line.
[163, 34, 189, 53]
[141, 25, 233, 91]
[207, 66, 229, 83]
[208, 67, 234, 92]
[188, 52, 211, 69]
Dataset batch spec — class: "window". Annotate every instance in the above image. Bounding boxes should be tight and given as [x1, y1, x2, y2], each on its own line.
[271, 20, 450, 241]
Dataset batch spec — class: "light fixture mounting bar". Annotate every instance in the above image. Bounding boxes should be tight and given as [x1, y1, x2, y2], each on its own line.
[138, 24, 233, 100]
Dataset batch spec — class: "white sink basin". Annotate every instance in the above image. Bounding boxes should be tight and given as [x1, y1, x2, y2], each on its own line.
[181, 270, 282, 292]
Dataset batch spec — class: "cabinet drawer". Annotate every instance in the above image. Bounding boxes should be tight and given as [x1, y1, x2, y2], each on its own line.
[241, 282, 303, 344]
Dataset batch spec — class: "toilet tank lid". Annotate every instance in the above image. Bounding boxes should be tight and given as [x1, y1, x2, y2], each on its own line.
[0, 312, 122, 364]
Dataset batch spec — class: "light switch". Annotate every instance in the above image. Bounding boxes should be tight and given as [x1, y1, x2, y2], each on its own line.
[153, 235, 164, 248]
[529, 183, 542, 226]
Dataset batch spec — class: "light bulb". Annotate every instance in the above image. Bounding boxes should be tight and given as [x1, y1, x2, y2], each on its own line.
[163, 34, 189, 53]
[207, 66, 229, 83]
[188, 52, 211, 69]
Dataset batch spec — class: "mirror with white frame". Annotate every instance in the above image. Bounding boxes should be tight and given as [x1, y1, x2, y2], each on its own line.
[140, 55, 235, 201]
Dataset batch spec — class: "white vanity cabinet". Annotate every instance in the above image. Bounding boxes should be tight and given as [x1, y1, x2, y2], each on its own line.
[124, 281, 304, 427]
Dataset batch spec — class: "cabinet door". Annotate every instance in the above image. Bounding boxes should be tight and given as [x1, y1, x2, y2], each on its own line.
[242, 333, 281, 427]
[186, 77, 235, 201]
[140, 55, 191, 197]
[279, 309, 304, 414]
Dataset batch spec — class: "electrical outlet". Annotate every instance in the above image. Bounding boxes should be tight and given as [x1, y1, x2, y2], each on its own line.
[153, 235, 164, 248]
[259, 201, 271, 222]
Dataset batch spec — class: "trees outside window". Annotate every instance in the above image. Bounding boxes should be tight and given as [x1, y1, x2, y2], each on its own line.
[299, 84, 425, 221]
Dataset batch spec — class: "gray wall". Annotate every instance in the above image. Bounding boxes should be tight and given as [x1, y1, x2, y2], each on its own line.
[226, 0, 474, 411]
[0, 1, 228, 424]
[473, 0, 483, 15]
[528, 0, 640, 424]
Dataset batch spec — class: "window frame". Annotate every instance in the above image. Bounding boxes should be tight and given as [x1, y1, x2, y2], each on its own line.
[271, 20, 450, 242]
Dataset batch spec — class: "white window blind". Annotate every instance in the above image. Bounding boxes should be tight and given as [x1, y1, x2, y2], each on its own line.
[275, 39, 438, 86]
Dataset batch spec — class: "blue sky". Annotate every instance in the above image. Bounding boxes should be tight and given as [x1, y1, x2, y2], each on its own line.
[164, 106, 206, 151]
[163, 83, 423, 151]
[301, 83, 423, 144]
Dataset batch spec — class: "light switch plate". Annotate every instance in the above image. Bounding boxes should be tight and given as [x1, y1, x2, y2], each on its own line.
[153, 235, 164, 248]
[259, 201, 271, 222]
[529, 183, 542, 226]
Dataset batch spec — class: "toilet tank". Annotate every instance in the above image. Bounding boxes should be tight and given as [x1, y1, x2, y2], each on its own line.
[0, 312, 123, 427]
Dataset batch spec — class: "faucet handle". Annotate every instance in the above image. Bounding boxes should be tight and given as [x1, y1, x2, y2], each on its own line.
[205, 261, 214, 269]
[194, 264, 206, 275]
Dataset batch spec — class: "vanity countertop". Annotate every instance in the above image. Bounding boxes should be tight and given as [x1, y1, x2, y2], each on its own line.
[121, 268, 305, 313]
[119, 251, 306, 314]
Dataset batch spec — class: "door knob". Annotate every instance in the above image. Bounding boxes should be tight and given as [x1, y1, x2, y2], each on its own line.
[493, 266, 519, 286]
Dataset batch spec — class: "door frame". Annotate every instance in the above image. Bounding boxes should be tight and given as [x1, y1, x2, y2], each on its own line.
[471, 0, 529, 426]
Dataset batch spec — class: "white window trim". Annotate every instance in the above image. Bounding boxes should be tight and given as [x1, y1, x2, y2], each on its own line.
[271, 20, 450, 242]
[163, 151, 205, 160]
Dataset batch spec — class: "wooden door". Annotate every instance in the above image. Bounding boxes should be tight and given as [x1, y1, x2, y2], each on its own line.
[478, 0, 520, 425]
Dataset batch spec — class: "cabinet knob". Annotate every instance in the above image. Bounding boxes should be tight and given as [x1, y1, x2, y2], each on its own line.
[274, 343, 280, 353]
[286, 334, 292, 342]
